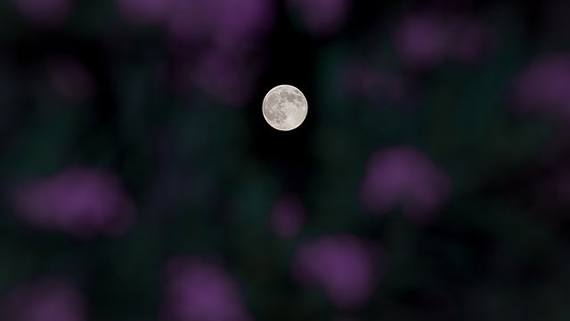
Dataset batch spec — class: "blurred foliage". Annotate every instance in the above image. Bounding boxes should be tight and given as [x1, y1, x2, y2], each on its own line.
[1, 0, 570, 320]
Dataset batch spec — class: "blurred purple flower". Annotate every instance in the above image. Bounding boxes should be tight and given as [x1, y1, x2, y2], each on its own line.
[395, 14, 491, 69]
[448, 17, 492, 64]
[337, 59, 408, 103]
[291, 234, 385, 309]
[360, 146, 452, 223]
[513, 54, 570, 122]
[12, 167, 136, 239]
[160, 257, 252, 321]
[115, 0, 168, 25]
[544, 0, 570, 39]
[167, 0, 220, 42]
[287, 0, 350, 36]
[337, 59, 380, 98]
[167, 0, 274, 44]
[10, 0, 73, 26]
[270, 195, 305, 238]
[394, 13, 449, 70]
[214, 0, 275, 48]
[189, 49, 257, 106]
[0, 277, 87, 321]
[164, 0, 274, 107]
[47, 56, 95, 103]
[554, 168, 570, 199]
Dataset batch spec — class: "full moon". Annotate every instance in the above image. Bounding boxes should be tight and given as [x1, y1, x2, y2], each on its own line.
[262, 85, 308, 131]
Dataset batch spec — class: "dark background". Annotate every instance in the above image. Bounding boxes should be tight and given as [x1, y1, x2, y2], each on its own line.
[1, 0, 570, 320]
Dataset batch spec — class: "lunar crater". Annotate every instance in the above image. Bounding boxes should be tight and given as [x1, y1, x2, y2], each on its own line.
[262, 85, 308, 131]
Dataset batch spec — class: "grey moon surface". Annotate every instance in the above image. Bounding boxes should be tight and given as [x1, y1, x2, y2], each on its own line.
[262, 85, 308, 131]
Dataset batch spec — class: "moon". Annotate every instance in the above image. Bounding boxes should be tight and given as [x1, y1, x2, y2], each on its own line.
[262, 85, 308, 131]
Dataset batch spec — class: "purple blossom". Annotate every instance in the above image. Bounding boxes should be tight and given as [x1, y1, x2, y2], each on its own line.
[214, 0, 275, 48]
[0, 278, 87, 321]
[166, 0, 274, 44]
[164, 0, 274, 107]
[554, 168, 570, 200]
[269, 195, 305, 238]
[337, 59, 380, 98]
[166, 0, 222, 42]
[189, 49, 257, 106]
[337, 59, 408, 103]
[394, 13, 491, 69]
[291, 235, 385, 309]
[10, 0, 74, 26]
[12, 167, 136, 239]
[543, 1, 570, 39]
[448, 17, 492, 64]
[360, 146, 452, 224]
[513, 54, 570, 122]
[167, 45, 268, 107]
[394, 13, 449, 70]
[160, 257, 252, 321]
[287, 0, 350, 36]
[46, 56, 95, 103]
[115, 0, 168, 25]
